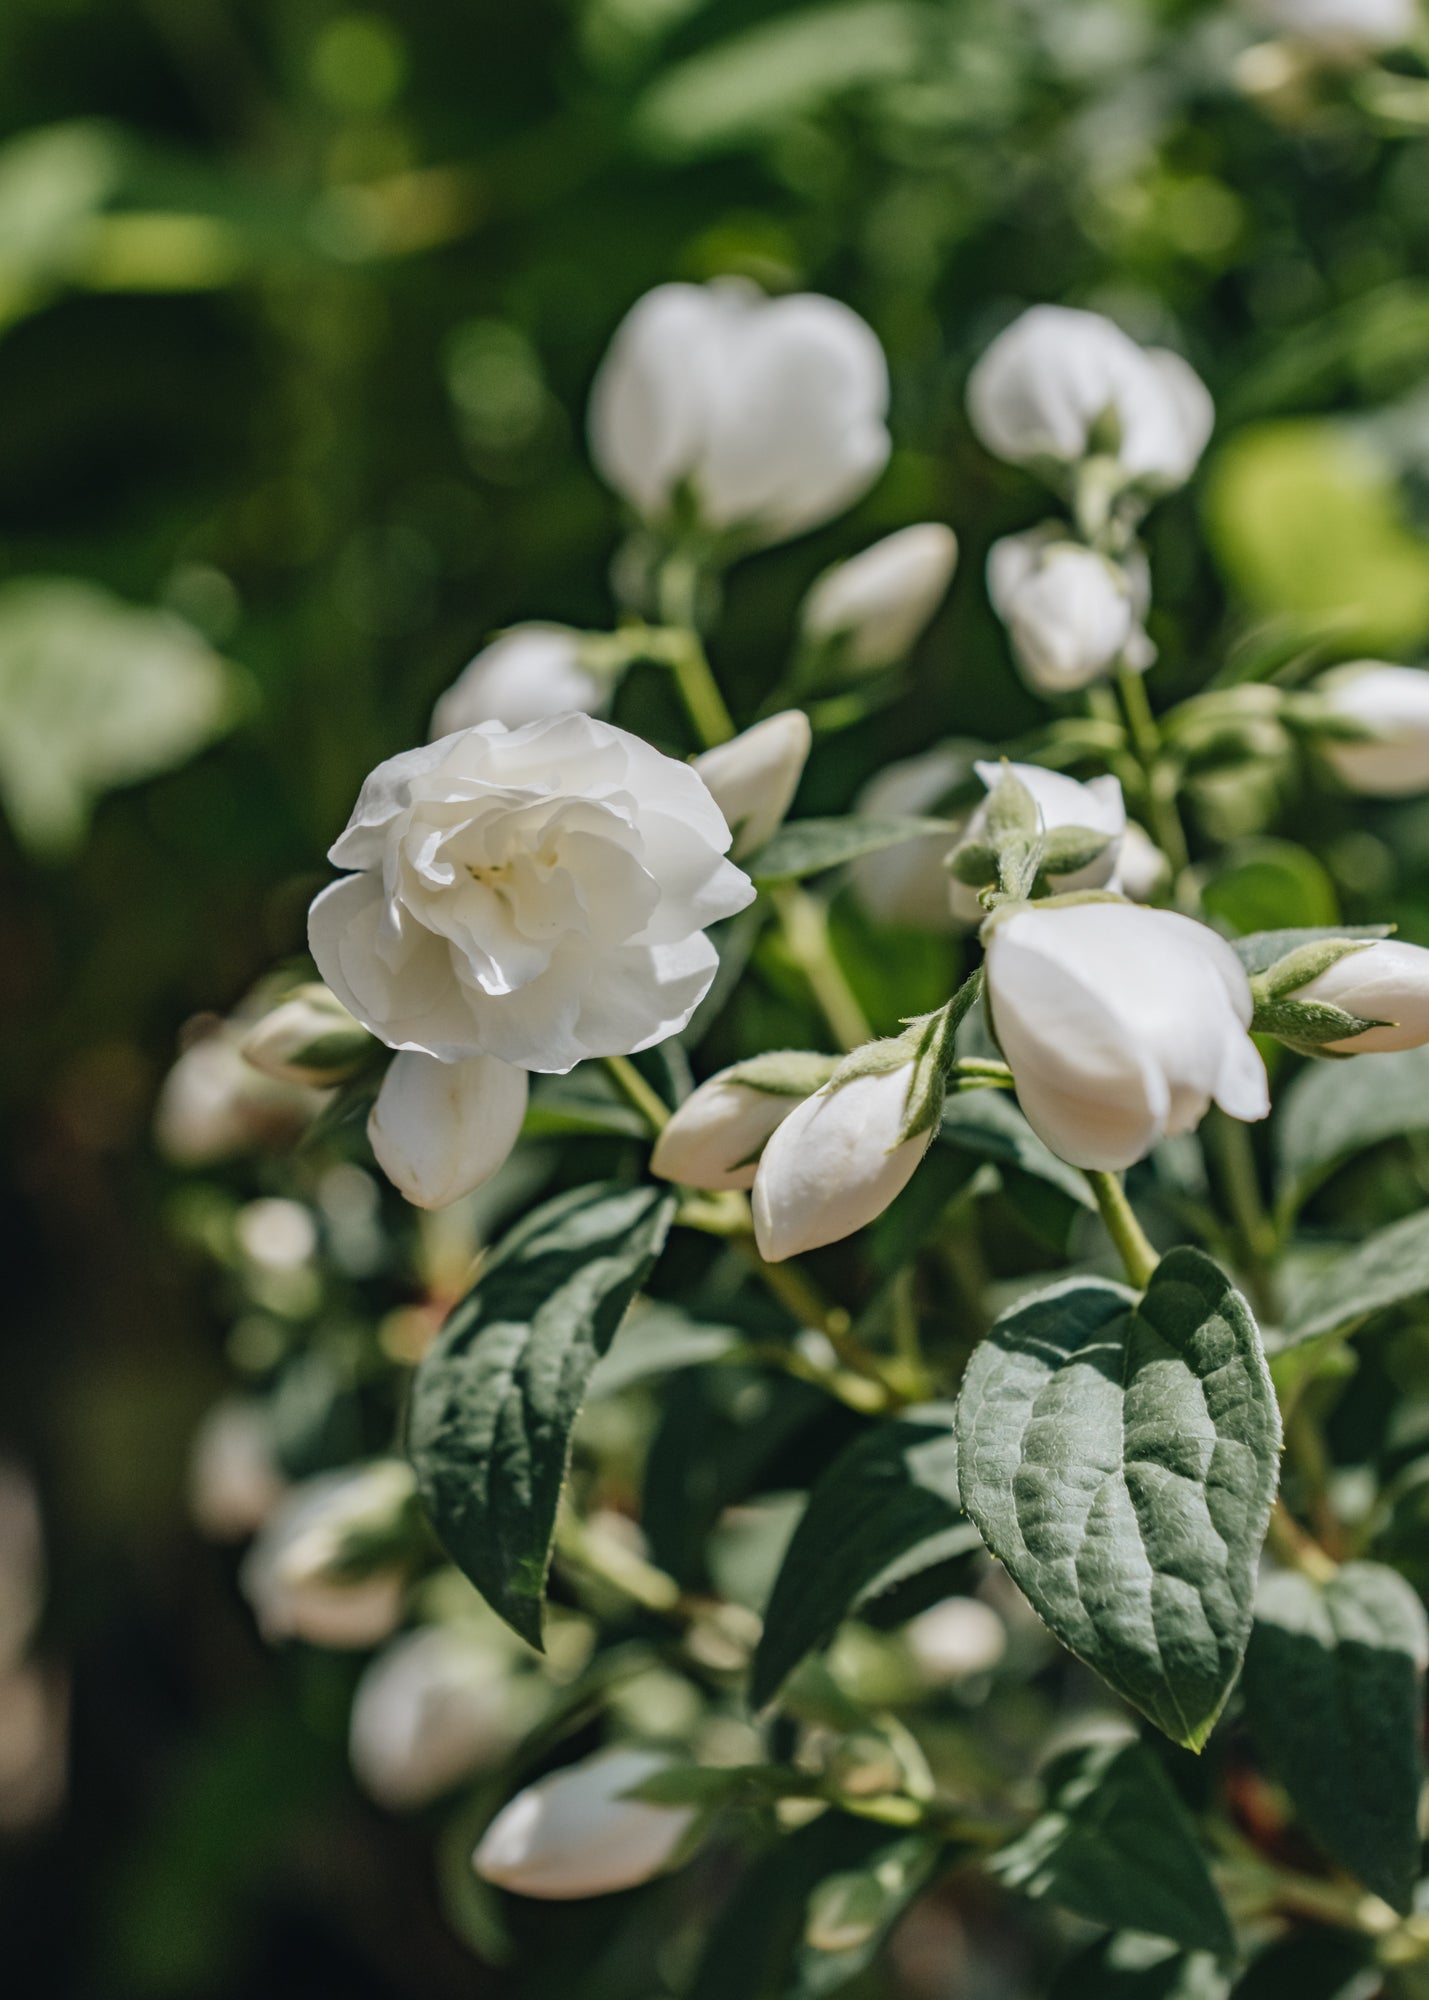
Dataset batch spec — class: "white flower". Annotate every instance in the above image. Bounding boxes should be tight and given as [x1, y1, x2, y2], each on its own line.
[430, 625, 608, 737]
[1318, 663, 1429, 797]
[984, 902, 1269, 1171]
[800, 524, 959, 670]
[188, 1399, 287, 1542]
[651, 1054, 834, 1192]
[240, 1462, 415, 1649]
[692, 711, 812, 860]
[1290, 940, 1429, 1053]
[950, 760, 1126, 923]
[987, 528, 1144, 695]
[350, 1625, 525, 1810]
[309, 714, 754, 1075]
[1255, 0, 1418, 57]
[588, 281, 890, 546]
[967, 306, 1213, 492]
[850, 743, 969, 932]
[368, 1050, 529, 1209]
[241, 983, 371, 1087]
[154, 1024, 326, 1166]
[1113, 821, 1169, 903]
[473, 1747, 696, 1899]
[753, 1063, 934, 1261]
[904, 1597, 1007, 1685]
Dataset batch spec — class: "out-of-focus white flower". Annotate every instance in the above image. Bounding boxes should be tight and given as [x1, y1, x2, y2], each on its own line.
[651, 1053, 835, 1192]
[1289, 940, 1429, 1053]
[240, 984, 371, 1088]
[430, 625, 609, 737]
[367, 1050, 529, 1209]
[950, 761, 1126, 922]
[0, 1662, 67, 1832]
[692, 711, 811, 860]
[904, 1598, 1007, 1685]
[1255, 0, 1418, 58]
[800, 524, 959, 670]
[850, 743, 969, 931]
[473, 1746, 696, 1899]
[967, 306, 1212, 493]
[987, 527, 1146, 695]
[984, 902, 1268, 1171]
[0, 1464, 43, 1675]
[588, 281, 890, 547]
[753, 1060, 934, 1261]
[188, 1399, 287, 1542]
[1318, 663, 1429, 797]
[350, 1625, 526, 1810]
[240, 1462, 416, 1649]
[1113, 821, 1170, 903]
[309, 714, 754, 1074]
[154, 1024, 325, 1166]
[236, 1198, 317, 1271]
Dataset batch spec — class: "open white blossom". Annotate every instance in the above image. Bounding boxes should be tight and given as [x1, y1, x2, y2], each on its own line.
[240, 1462, 415, 1650]
[309, 714, 754, 1075]
[988, 527, 1148, 694]
[984, 902, 1268, 1171]
[692, 711, 811, 860]
[951, 761, 1126, 922]
[430, 625, 608, 737]
[1318, 663, 1429, 797]
[588, 281, 890, 546]
[1291, 940, 1429, 1053]
[474, 1747, 695, 1899]
[800, 524, 959, 670]
[753, 1064, 934, 1261]
[967, 306, 1212, 492]
[850, 743, 968, 931]
[1255, 0, 1418, 57]
[351, 1625, 526, 1810]
[368, 1050, 529, 1209]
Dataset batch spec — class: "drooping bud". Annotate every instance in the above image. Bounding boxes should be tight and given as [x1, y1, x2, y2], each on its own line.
[154, 1022, 326, 1166]
[368, 1050, 529, 1210]
[1250, 937, 1429, 1055]
[799, 524, 959, 672]
[650, 1052, 839, 1192]
[240, 984, 373, 1087]
[692, 711, 812, 861]
[239, 1461, 418, 1649]
[473, 1747, 697, 1899]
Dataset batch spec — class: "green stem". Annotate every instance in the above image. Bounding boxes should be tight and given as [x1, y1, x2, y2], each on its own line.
[1087, 1169, 1160, 1290]
[1116, 667, 1191, 880]
[771, 882, 872, 1051]
[602, 1054, 670, 1132]
[1206, 1110, 1278, 1312]
[656, 555, 735, 747]
[1267, 1497, 1338, 1585]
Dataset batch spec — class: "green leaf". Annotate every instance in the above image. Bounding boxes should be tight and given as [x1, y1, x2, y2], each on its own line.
[406, 1181, 676, 1647]
[957, 1251, 1281, 1748]
[586, 1304, 741, 1398]
[795, 1832, 940, 1996]
[1282, 1208, 1429, 1344]
[1242, 1560, 1429, 1911]
[748, 815, 955, 884]
[521, 1072, 650, 1139]
[1229, 1933, 1376, 1999]
[1202, 841, 1338, 938]
[992, 1739, 1235, 1956]
[752, 1406, 972, 1708]
[1053, 1937, 1230, 2000]
[940, 1087, 1096, 1209]
[1275, 1042, 1429, 1202]
[1229, 925, 1392, 978]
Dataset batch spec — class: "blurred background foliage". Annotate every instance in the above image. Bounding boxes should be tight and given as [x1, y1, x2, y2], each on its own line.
[8, 0, 1429, 1991]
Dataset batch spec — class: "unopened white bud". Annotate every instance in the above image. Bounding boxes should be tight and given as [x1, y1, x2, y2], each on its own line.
[430, 625, 608, 737]
[988, 529, 1141, 695]
[241, 984, 372, 1086]
[368, 1050, 528, 1210]
[188, 1399, 286, 1542]
[692, 711, 812, 860]
[651, 1054, 835, 1191]
[850, 743, 969, 932]
[1318, 663, 1429, 797]
[950, 761, 1125, 922]
[904, 1597, 1007, 1685]
[752, 1061, 934, 1262]
[350, 1625, 525, 1810]
[240, 1462, 416, 1649]
[1291, 940, 1429, 1053]
[1253, 0, 1418, 59]
[154, 1026, 325, 1166]
[473, 1747, 696, 1899]
[800, 524, 959, 670]
[1111, 821, 1170, 903]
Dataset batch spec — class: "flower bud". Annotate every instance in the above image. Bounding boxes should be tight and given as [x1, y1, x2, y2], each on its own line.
[800, 524, 959, 671]
[949, 761, 1125, 921]
[350, 1625, 527, 1810]
[240, 984, 372, 1087]
[967, 306, 1212, 494]
[984, 901, 1268, 1171]
[473, 1747, 696, 1899]
[1254, 0, 1417, 59]
[650, 1052, 838, 1192]
[240, 1461, 417, 1649]
[692, 711, 812, 860]
[1317, 663, 1429, 797]
[1279, 940, 1429, 1054]
[850, 743, 971, 931]
[988, 529, 1142, 695]
[154, 1025, 325, 1166]
[903, 1597, 1007, 1686]
[430, 625, 609, 737]
[752, 1041, 939, 1262]
[1111, 821, 1170, 903]
[188, 1398, 286, 1542]
[368, 1051, 528, 1210]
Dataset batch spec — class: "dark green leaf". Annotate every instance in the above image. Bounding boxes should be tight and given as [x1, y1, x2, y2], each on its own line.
[1229, 925, 1392, 977]
[1229, 1933, 1376, 1998]
[1282, 1208, 1429, 1344]
[1202, 843, 1339, 939]
[1243, 1560, 1429, 1910]
[586, 1305, 741, 1399]
[748, 815, 955, 884]
[752, 1406, 971, 1708]
[941, 1088, 1095, 1209]
[1053, 1937, 1230, 2000]
[406, 1181, 676, 1647]
[957, 1252, 1281, 1748]
[794, 1832, 941, 1997]
[992, 1740, 1235, 1956]
[1275, 1043, 1429, 1201]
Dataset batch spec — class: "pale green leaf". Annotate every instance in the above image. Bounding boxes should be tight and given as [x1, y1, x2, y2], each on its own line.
[941, 1088, 1096, 1210]
[1282, 1208, 1429, 1344]
[748, 814, 955, 885]
[1275, 1043, 1429, 1201]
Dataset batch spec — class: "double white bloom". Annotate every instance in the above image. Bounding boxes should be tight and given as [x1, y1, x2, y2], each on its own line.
[589, 281, 890, 546]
